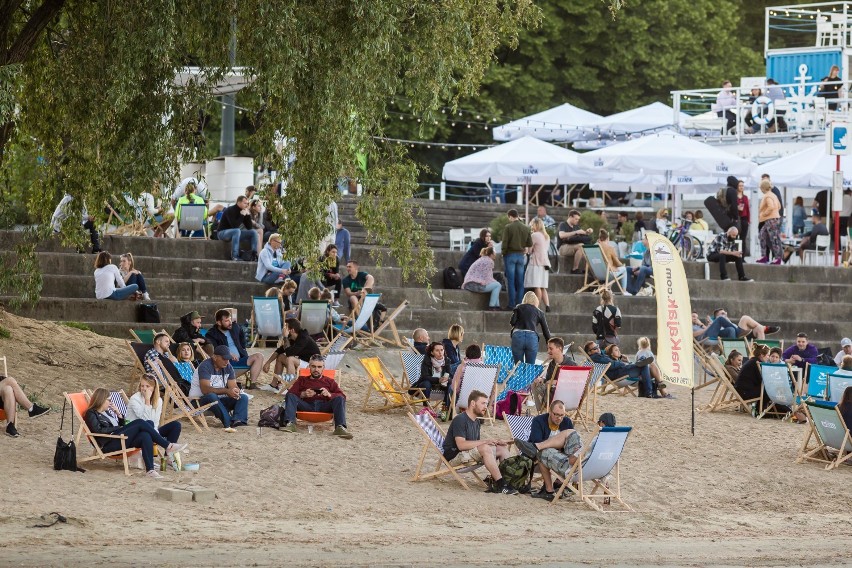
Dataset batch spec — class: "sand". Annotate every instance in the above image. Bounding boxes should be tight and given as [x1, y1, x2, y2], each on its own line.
[0, 308, 850, 567]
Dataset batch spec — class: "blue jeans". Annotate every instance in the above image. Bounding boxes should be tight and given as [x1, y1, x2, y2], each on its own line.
[197, 392, 249, 427]
[627, 266, 652, 295]
[260, 271, 283, 285]
[609, 365, 653, 397]
[283, 392, 347, 428]
[155, 420, 182, 444]
[218, 228, 258, 260]
[101, 419, 170, 471]
[126, 273, 147, 293]
[698, 316, 738, 342]
[107, 284, 139, 300]
[504, 253, 526, 308]
[511, 330, 538, 364]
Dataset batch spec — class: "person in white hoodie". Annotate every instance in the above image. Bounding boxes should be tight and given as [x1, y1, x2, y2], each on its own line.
[255, 233, 291, 285]
[125, 374, 184, 470]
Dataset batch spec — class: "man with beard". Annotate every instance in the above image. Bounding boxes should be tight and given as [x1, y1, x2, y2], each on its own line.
[280, 355, 353, 439]
[206, 309, 264, 389]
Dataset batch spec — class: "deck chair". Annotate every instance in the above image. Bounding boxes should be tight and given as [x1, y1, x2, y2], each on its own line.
[292, 368, 339, 426]
[552, 426, 634, 512]
[497, 362, 544, 402]
[758, 362, 800, 420]
[371, 299, 409, 348]
[407, 412, 486, 490]
[483, 344, 515, 385]
[597, 368, 639, 397]
[450, 363, 499, 425]
[797, 400, 852, 470]
[323, 350, 346, 371]
[827, 372, 852, 402]
[250, 295, 285, 348]
[64, 391, 140, 476]
[695, 339, 760, 413]
[399, 351, 446, 409]
[127, 340, 155, 375]
[130, 329, 157, 344]
[360, 356, 428, 412]
[720, 337, 750, 360]
[177, 203, 208, 238]
[802, 363, 836, 402]
[148, 359, 216, 432]
[321, 334, 351, 356]
[503, 414, 534, 443]
[300, 300, 332, 344]
[550, 366, 595, 431]
[333, 293, 381, 345]
[575, 244, 625, 295]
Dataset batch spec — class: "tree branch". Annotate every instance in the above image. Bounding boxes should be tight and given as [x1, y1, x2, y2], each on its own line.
[4, 0, 66, 65]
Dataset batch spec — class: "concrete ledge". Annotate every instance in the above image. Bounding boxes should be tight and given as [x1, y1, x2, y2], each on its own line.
[155, 487, 193, 503]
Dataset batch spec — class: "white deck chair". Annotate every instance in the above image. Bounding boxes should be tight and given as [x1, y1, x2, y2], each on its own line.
[250, 295, 284, 348]
[408, 412, 486, 490]
[552, 426, 634, 512]
[177, 203, 207, 238]
[550, 365, 595, 430]
[400, 351, 424, 388]
[323, 350, 346, 371]
[758, 362, 799, 420]
[300, 300, 331, 341]
[334, 293, 381, 344]
[827, 372, 852, 403]
[450, 363, 499, 424]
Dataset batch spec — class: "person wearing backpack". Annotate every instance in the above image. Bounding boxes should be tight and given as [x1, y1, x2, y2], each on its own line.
[514, 400, 577, 502]
[592, 289, 622, 349]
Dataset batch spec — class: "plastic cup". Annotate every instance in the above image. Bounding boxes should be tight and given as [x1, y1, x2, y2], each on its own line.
[307, 424, 314, 434]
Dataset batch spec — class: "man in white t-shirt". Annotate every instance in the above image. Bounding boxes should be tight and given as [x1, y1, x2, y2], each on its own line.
[190, 345, 249, 429]
[836, 338, 852, 366]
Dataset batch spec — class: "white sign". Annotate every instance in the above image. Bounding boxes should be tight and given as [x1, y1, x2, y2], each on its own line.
[828, 123, 851, 155]
[834, 170, 844, 211]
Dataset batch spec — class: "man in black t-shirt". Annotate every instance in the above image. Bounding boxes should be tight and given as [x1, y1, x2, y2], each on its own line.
[341, 259, 375, 311]
[557, 209, 592, 274]
[217, 196, 258, 261]
[442, 390, 516, 494]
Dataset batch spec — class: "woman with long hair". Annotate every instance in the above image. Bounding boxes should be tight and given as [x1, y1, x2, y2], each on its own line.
[461, 246, 502, 311]
[734, 343, 769, 410]
[458, 228, 493, 275]
[510, 291, 551, 364]
[173, 342, 197, 387]
[125, 374, 183, 470]
[85, 387, 186, 479]
[792, 196, 806, 235]
[119, 253, 150, 301]
[321, 244, 342, 302]
[94, 251, 139, 301]
[524, 218, 552, 312]
[724, 349, 743, 381]
[838, 387, 852, 430]
[757, 180, 784, 264]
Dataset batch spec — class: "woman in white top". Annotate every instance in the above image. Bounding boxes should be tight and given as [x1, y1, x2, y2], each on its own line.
[524, 218, 552, 312]
[126, 374, 183, 469]
[93, 251, 139, 300]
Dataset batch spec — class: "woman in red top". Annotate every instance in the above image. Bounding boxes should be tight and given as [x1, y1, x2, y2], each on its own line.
[736, 180, 750, 255]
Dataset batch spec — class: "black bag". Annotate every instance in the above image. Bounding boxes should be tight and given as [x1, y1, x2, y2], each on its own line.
[443, 266, 462, 289]
[54, 399, 84, 472]
[492, 271, 507, 292]
[817, 348, 837, 368]
[240, 250, 258, 262]
[258, 403, 284, 429]
[137, 303, 161, 323]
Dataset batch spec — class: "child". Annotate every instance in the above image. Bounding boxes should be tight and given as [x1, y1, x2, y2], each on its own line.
[768, 347, 783, 364]
[636, 337, 671, 398]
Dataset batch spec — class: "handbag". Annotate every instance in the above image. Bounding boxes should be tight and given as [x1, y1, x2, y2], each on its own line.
[137, 302, 161, 323]
[54, 399, 84, 472]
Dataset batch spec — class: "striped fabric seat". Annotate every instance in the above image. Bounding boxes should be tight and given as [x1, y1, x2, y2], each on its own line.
[590, 362, 610, 388]
[505, 414, 534, 442]
[413, 412, 445, 451]
[484, 345, 514, 385]
[106, 391, 128, 423]
[324, 351, 345, 371]
[497, 362, 544, 402]
[455, 363, 499, 412]
[328, 335, 350, 353]
[401, 352, 424, 387]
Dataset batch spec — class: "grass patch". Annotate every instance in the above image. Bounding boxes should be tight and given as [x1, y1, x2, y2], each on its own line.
[60, 321, 92, 332]
[0, 326, 10, 339]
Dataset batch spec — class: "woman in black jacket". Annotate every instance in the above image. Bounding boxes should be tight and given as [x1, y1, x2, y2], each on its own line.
[85, 388, 186, 479]
[410, 342, 452, 406]
[734, 343, 770, 409]
[458, 228, 492, 275]
[172, 311, 211, 358]
[510, 291, 551, 364]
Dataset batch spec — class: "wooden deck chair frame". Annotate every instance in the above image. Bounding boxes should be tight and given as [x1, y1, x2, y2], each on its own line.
[250, 295, 285, 348]
[693, 339, 724, 391]
[757, 362, 800, 420]
[360, 356, 429, 413]
[597, 370, 638, 397]
[64, 391, 139, 476]
[407, 412, 486, 490]
[549, 366, 595, 431]
[104, 202, 148, 237]
[400, 351, 444, 411]
[335, 293, 381, 345]
[148, 358, 217, 433]
[177, 203, 208, 239]
[0, 356, 16, 427]
[321, 334, 351, 356]
[575, 244, 626, 295]
[551, 426, 634, 512]
[449, 363, 500, 425]
[797, 400, 852, 470]
[371, 299, 409, 348]
[696, 339, 760, 413]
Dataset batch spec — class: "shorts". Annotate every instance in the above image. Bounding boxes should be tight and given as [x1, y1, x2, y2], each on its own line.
[448, 446, 482, 466]
[539, 431, 582, 477]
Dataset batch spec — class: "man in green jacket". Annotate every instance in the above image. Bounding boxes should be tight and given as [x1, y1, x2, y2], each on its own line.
[501, 209, 532, 309]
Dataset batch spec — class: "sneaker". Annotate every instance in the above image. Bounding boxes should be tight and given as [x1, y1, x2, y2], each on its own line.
[739, 277, 754, 282]
[514, 439, 539, 460]
[281, 423, 297, 433]
[332, 425, 353, 439]
[635, 356, 654, 367]
[531, 489, 555, 501]
[494, 482, 519, 495]
[765, 325, 780, 335]
[223, 427, 237, 433]
[146, 469, 164, 480]
[231, 421, 247, 427]
[720, 277, 731, 281]
[771, 258, 782, 265]
[755, 257, 769, 264]
[166, 443, 188, 455]
[332, 302, 340, 308]
[28, 404, 51, 419]
[258, 384, 279, 393]
[5, 423, 20, 438]
[622, 291, 632, 296]
[142, 292, 151, 301]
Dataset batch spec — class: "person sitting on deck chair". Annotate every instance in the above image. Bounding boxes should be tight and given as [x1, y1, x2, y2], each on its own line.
[0, 373, 50, 438]
[514, 400, 578, 502]
[261, 319, 321, 391]
[144, 332, 178, 375]
[341, 260, 375, 312]
[280, 354, 353, 439]
[206, 309, 264, 389]
[189, 345, 250, 430]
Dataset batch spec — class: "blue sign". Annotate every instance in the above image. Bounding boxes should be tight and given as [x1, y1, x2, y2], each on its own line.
[828, 123, 851, 155]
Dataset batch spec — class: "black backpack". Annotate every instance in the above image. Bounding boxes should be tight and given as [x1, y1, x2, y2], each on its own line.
[137, 303, 161, 323]
[443, 266, 462, 289]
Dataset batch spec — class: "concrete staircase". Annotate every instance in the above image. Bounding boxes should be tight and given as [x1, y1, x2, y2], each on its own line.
[1, 196, 850, 352]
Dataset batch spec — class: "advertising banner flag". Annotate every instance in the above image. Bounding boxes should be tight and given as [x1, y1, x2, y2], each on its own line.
[645, 232, 694, 388]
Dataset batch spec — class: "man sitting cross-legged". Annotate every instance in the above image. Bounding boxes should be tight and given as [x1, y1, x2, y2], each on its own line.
[189, 345, 250, 430]
[442, 390, 517, 495]
[206, 309, 264, 389]
[515, 400, 578, 502]
[531, 337, 577, 412]
[144, 332, 178, 374]
[0, 373, 50, 438]
[280, 354, 353, 439]
[261, 319, 321, 391]
[341, 260, 375, 312]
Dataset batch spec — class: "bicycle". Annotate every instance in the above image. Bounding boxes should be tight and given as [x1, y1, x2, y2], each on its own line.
[667, 218, 702, 261]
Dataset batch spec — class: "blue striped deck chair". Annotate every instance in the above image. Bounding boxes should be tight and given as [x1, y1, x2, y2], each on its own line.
[798, 400, 852, 470]
[497, 362, 544, 402]
[503, 414, 534, 444]
[758, 362, 798, 420]
[103, 390, 129, 424]
[323, 350, 346, 372]
[450, 363, 499, 424]
[333, 293, 381, 344]
[484, 345, 515, 385]
[552, 426, 634, 511]
[250, 296, 284, 348]
[407, 412, 486, 490]
[551, 366, 595, 430]
[590, 362, 610, 389]
[827, 371, 852, 403]
[400, 351, 424, 388]
[802, 363, 837, 402]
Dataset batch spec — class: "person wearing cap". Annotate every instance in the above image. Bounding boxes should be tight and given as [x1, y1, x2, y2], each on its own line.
[189, 345, 250, 429]
[260, 319, 321, 392]
[514, 399, 577, 501]
[143, 332, 178, 375]
[206, 309, 264, 388]
[255, 232, 291, 285]
[835, 338, 852, 366]
[172, 311, 211, 358]
[280, 354, 353, 439]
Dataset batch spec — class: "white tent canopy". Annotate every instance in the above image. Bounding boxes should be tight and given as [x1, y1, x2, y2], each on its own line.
[491, 103, 603, 143]
[173, 66, 254, 96]
[589, 102, 690, 137]
[756, 143, 852, 187]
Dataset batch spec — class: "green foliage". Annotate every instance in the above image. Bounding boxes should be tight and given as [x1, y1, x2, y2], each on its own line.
[489, 215, 511, 243]
[620, 220, 635, 241]
[0, 326, 10, 339]
[60, 321, 93, 332]
[579, 211, 608, 243]
[0, 227, 43, 308]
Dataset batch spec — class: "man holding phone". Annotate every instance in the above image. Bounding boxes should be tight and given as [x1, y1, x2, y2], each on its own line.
[281, 354, 353, 439]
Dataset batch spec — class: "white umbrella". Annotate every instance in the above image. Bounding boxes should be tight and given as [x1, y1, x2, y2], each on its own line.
[589, 102, 691, 137]
[491, 103, 602, 143]
[757, 143, 852, 187]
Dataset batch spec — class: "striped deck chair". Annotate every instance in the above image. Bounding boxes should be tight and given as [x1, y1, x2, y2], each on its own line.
[360, 357, 428, 412]
[552, 426, 634, 512]
[484, 344, 515, 385]
[827, 372, 852, 403]
[758, 362, 799, 420]
[450, 363, 499, 425]
[550, 366, 595, 431]
[696, 339, 759, 414]
[149, 359, 216, 433]
[407, 412, 486, 490]
[797, 400, 852, 470]
[497, 362, 545, 402]
[323, 350, 346, 371]
[400, 351, 444, 409]
[503, 414, 534, 444]
[105, 390, 129, 423]
[321, 334, 351, 356]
